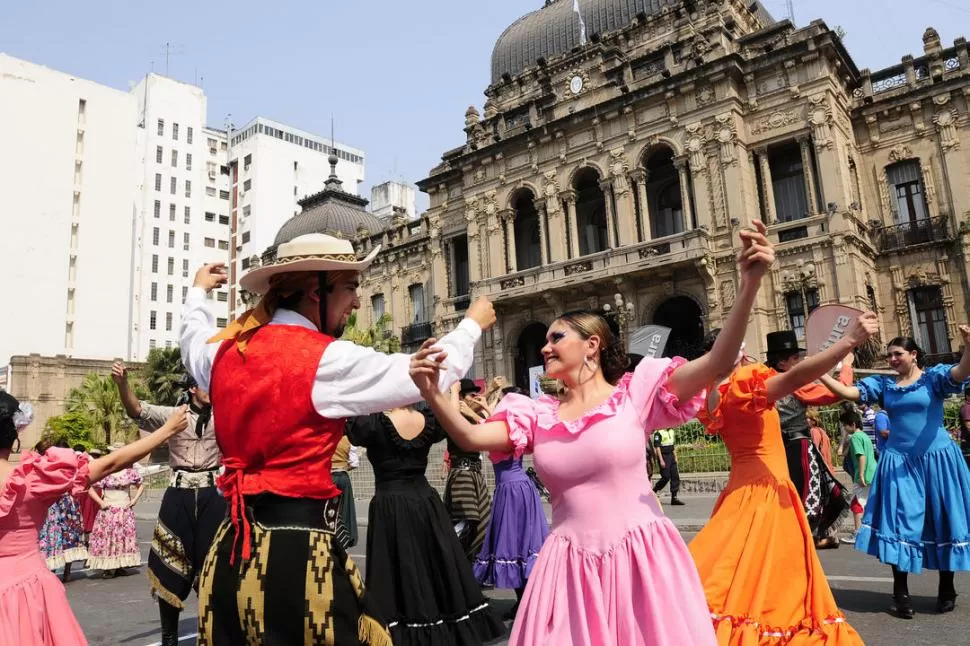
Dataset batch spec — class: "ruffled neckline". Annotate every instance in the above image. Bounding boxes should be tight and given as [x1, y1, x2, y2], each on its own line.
[0, 451, 41, 520]
[698, 365, 773, 435]
[544, 372, 634, 435]
[880, 366, 950, 394]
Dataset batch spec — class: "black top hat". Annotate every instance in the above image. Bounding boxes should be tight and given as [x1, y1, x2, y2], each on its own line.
[180, 373, 198, 389]
[458, 378, 481, 396]
[766, 331, 805, 355]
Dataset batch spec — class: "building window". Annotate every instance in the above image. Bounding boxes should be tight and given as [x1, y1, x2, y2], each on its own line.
[157, 119, 164, 136]
[182, 286, 188, 302]
[182, 259, 189, 277]
[171, 149, 178, 168]
[204, 238, 215, 248]
[184, 206, 191, 224]
[168, 230, 175, 248]
[149, 310, 157, 330]
[167, 257, 174, 276]
[187, 127, 193, 144]
[169, 203, 176, 221]
[165, 312, 173, 331]
[244, 154, 252, 170]
[186, 153, 192, 171]
[172, 123, 179, 141]
[242, 231, 251, 244]
[151, 254, 158, 273]
[372, 294, 385, 320]
[219, 190, 230, 200]
[205, 212, 215, 222]
[219, 214, 230, 225]
[243, 205, 251, 217]
[217, 292, 228, 302]
[769, 142, 811, 222]
[155, 174, 162, 192]
[450, 235, 470, 297]
[205, 186, 217, 197]
[166, 284, 174, 303]
[218, 240, 229, 250]
[887, 161, 929, 223]
[242, 258, 251, 270]
[183, 232, 190, 250]
[909, 286, 951, 355]
[185, 180, 192, 198]
[207, 137, 217, 153]
[148, 339, 157, 350]
[170, 176, 177, 195]
[243, 179, 252, 191]
[152, 227, 160, 246]
[408, 284, 426, 323]
[153, 200, 161, 219]
[217, 318, 228, 328]
[867, 285, 878, 312]
[150, 282, 158, 301]
[785, 288, 820, 339]
[165, 340, 172, 349]
[156, 146, 163, 164]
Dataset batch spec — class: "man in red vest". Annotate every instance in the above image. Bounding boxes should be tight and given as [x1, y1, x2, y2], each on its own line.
[180, 232, 495, 645]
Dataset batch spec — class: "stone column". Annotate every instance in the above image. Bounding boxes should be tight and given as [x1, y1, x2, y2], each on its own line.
[674, 157, 695, 233]
[561, 190, 580, 258]
[599, 179, 617, 248]
[756, 148, 777, 223]
[534, 199, 550, 266]
[428, 220, 448, 321]
[630, 169, 651, 241]
[464, 200, 482, 284]
[545, 199, 568, 263]
[502, 209, 517, 274]
[799, 137, 819, 216]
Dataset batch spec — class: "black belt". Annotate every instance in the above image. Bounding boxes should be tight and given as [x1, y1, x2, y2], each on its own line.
[242, 493, 339, 533]
[452, 457, 482, 472]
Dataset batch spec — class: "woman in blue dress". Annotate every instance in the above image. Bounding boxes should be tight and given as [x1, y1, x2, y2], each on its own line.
[823, 331, 970, 619]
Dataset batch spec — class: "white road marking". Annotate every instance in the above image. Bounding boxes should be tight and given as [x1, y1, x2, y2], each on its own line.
[827, 575, 894, 583]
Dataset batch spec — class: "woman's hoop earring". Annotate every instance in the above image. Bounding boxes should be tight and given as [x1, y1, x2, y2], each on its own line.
[13, 438, 20, 454]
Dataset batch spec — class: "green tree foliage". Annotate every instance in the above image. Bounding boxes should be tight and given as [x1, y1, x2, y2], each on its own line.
[143, 347, 186, 405]
[65, 373, 146, 446]
[40, 410, 97, 451]
[341, 312, 402, 354]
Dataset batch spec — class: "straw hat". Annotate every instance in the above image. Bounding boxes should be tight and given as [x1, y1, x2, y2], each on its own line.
[240, 233, 380, 295]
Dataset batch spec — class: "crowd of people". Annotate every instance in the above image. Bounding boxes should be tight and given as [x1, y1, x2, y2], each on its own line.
[1, 215, 969, 646]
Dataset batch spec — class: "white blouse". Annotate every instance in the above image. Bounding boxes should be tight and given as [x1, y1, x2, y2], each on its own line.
[179, 287, 481, 419]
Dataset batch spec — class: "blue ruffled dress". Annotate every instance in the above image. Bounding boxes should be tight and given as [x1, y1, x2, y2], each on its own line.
[855, 364, 970, 573]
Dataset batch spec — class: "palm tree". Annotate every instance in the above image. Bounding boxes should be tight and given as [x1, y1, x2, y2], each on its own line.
[341, 312, 402, 354]
[143, 347, 186, 405]
[66, 373, 144, 446]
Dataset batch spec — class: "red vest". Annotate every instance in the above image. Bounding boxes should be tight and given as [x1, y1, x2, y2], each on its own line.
[210, 324, 345, 560]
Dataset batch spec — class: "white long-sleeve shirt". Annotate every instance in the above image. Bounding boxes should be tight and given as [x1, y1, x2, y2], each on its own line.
[179, 287, 481, 419]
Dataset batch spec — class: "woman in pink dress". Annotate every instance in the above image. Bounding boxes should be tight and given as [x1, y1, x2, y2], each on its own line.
[0, 391, 188, 646]
[410, 222, 775, 645]
[86, 456, 145, 576]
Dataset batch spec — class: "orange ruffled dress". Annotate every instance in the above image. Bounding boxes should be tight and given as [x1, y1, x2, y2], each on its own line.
[688, 365, 863, 645]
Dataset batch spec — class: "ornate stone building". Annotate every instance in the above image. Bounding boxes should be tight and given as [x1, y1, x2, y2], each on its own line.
[357, 0, 970, 387]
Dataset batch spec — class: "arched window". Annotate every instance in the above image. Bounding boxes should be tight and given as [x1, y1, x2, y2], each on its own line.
[574, 168, 608, 256]
[644, 147, 686, 238]
[512, 192, 541, 270]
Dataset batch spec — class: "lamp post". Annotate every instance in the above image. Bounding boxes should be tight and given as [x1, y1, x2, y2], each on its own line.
[602, 292, 636, 346]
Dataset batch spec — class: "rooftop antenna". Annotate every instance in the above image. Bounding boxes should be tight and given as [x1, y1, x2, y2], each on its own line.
[786, 0, 795, 24]
[160, 42, 186, 77]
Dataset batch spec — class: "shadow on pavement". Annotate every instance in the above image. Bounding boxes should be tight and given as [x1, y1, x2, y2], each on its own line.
[833, 587, 939, 615]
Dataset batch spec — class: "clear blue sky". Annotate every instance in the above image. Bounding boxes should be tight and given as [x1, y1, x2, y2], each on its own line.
[2, 0, 967, 211]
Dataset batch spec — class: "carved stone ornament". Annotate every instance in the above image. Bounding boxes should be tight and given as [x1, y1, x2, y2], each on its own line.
[501, 276, 525, 290]
[564, 261, 593, 276]
[807, 95, 833, 150]
[933, 109, 960, 151]
[696, 83, 715, 106]
[714, 114, 737, 166]
[609, 147, 630, 195]
[752, 111, 799, 135]
[542, 170, 561, 213]
[887, 146, 913, 163]
[720, 279, 736, 309]
[684, 123, 706, 174]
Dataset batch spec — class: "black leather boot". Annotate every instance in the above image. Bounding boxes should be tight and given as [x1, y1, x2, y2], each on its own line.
[159, 599, 181, 646]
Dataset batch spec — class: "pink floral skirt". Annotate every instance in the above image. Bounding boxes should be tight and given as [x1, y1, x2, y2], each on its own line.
[87, 506, 141, 570]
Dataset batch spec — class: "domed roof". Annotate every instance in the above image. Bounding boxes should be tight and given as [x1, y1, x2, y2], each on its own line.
[272, 160, 384, 247]
[490, 0, 775, 83]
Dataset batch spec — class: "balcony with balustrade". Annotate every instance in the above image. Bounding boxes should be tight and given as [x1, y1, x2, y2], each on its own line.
[872, 216, 952, 253]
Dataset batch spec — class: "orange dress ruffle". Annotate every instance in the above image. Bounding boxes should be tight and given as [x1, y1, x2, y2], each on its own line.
[688, 364, 864, 645]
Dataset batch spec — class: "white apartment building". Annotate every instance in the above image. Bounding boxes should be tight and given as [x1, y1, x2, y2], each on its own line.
[128, 74, 232, 357]
[0, 54, 139, 365]
[227, 117, 365, 315]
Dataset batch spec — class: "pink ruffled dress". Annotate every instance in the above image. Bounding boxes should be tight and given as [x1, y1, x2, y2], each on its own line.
[489, 357, 718, 646]
[0, 448, 91, 645]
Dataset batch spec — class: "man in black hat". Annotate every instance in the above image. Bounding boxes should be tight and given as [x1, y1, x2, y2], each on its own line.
[444, 378, 493, 561]
[766, 331, 852, 550]
[112, 361, 225, 646]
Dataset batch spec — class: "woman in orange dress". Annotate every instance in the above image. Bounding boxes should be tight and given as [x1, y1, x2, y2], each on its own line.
[689, 312, 878, 645]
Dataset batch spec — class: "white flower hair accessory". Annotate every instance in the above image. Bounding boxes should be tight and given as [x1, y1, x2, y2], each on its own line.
[734, 342, 748, 367]
[13, 402, 33, 433]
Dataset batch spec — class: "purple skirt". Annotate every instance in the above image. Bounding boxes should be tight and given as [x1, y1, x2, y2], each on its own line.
[473, 458, 550, 588]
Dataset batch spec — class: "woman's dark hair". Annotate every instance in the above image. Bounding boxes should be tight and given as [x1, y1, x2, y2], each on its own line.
[766, 350, 800, 371]
[557, 310, 628, 385]
[887, 336, 924, 367]
[33, 438, 54, 455]
[501, 386, 524, 396]
[0, 392, 20, 452]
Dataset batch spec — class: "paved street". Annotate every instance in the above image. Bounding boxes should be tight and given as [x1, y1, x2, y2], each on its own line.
[65, 495, 968, 645]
